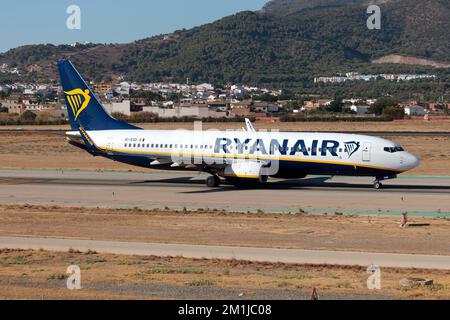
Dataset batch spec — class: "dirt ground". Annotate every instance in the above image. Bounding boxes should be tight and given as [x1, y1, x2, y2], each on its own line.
[1, 249, 449, 300]
[0, 131, 449, 175]
[1, 120, 448, 300]
[2, 119, 450, 132]
[1, 205, 450, 256]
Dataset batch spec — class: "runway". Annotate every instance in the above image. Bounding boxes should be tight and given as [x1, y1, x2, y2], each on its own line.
[2, 236, 450, 270]
[1, 169, 450, 215]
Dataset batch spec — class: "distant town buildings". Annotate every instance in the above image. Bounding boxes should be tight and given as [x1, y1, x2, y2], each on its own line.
[314, 72, 436, 84]
[0, 63, 20, 75]
[0, 77, 448, 122]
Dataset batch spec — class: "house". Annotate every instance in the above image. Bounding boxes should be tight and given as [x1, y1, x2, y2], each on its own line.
[208, 101, 230, 112]
[302, 99, 332, 110]
[230, 100, 252, 117]
[350, 105, 370, 115]
[93, 83, 113, 96]
[196, 83, 214, 92]
[428, 103, 448, 113]
[114, 82, 131, 95]
[1, 93, 25, 114]
[404, 105, 425, 116]
[252, 102, 279, 113]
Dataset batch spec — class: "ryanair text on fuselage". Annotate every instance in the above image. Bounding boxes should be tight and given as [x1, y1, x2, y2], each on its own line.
[214, 138, 360, 158]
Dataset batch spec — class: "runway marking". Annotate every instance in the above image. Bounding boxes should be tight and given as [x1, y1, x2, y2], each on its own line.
[1, 169, 450, 180]
[1, 236, 450, 270]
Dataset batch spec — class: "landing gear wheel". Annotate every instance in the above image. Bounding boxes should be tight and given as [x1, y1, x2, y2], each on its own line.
[206, 176, 221, 188]
[373, 181, 383, 189]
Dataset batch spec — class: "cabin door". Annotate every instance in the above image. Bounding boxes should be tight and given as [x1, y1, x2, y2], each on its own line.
[362, 142, 371, 162]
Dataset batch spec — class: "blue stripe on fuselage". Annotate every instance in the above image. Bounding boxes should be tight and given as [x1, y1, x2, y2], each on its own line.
[100, 150, 399, 177]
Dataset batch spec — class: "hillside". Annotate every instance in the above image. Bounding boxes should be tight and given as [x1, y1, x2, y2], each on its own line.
[262, 0, 390, 16]
[0, 0, 449, 90]
[373, 55, 450, 68]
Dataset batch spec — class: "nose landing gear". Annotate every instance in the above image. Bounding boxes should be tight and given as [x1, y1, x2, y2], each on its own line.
[373, 180, 383, 189]
[373, 174, 397, 189]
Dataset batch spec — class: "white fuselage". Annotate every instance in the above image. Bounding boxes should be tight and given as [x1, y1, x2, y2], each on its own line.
[82, 129, 420, 178]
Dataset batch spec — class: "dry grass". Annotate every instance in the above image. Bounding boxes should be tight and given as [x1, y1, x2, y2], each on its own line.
[0, 249, 449, 300]
[1, 204, 450, 256]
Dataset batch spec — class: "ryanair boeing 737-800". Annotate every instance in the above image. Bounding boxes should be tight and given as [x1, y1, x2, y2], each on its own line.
[59, 59, 420, 189]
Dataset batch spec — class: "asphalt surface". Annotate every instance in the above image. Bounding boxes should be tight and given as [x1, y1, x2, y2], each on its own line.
[0, 169, 449, 215]
[2, 236, 450, 270]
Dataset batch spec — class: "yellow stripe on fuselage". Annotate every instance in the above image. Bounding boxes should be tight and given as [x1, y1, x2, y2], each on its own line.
[95, 145, 403, 173]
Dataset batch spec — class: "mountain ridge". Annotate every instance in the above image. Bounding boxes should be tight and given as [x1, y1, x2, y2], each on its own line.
[0, 0, 448, 88]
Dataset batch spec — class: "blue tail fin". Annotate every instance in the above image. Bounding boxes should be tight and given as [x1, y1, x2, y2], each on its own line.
[58, 59, 140, 131]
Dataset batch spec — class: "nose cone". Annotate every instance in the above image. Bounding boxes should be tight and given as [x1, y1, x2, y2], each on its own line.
[403, 153, 421, 171]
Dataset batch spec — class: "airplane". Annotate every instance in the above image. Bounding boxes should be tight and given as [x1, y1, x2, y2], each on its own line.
[58, 59, 420, 189]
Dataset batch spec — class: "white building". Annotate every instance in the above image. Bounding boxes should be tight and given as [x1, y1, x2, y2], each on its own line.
[350, 105, 370, 115]
[103, 100, 131, 116]
[404, 105, 425, 116]
[196, 83, 214, 91]
[114, 82, 131, 95]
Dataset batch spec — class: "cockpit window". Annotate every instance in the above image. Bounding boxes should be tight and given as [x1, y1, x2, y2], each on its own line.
[384, 146, 404, 153]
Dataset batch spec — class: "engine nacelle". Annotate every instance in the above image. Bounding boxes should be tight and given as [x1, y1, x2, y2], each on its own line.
[222, 161, 267, 183]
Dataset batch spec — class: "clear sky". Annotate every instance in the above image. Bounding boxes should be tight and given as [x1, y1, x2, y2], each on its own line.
[0, 0, 269, 53]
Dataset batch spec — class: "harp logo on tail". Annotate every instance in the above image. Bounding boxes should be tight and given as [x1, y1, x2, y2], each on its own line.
[64, 88, 91, 120]
[344, 141, 360, 158]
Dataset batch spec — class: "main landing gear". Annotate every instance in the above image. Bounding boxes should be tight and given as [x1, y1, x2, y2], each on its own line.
[206, 175, 221, 188]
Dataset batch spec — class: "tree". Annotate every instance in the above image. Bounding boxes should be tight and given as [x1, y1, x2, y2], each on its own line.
[369, 97, 399, 115]
[382, 106, 405, 119]
[326, 97, 343, 113]
[284, 100, 300, 112]
[19, 110, 37, 121]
